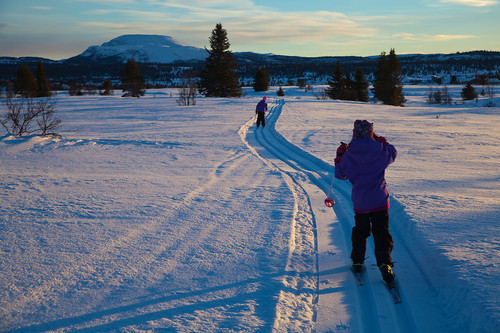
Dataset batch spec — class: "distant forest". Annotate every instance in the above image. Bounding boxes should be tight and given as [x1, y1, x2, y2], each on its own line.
[1, 51, 499, 89]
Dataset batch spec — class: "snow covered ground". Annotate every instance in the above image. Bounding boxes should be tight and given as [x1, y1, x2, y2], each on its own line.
[0, 85, 498, 332]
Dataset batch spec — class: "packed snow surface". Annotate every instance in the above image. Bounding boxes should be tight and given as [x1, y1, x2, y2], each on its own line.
[0, 86, 498, 332]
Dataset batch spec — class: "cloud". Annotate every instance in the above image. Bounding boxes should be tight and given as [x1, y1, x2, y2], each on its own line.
[85, 9, 166, 19]
[147, 0, 376, 41]
[432, 34, 476, 40]
[440, 0, 499, 6]
[75, 0, 135, 3]
[81, 21, 132, 29]
[30, 6, 51, 10]
[80, 2, 378, 50]
[149, 0, 256, 10]
[392, 33, 418, 40]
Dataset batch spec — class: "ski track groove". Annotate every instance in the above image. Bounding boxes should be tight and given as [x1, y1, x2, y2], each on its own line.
[5, 148, 255, 331]
[240, 103, 318, 332]
[242, 100, 420, 333]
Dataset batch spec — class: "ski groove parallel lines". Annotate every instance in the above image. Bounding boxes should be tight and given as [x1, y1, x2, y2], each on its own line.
[259, 101, 381, 333]
[239, 102, 318, 332]
[243, 99, 421, 333]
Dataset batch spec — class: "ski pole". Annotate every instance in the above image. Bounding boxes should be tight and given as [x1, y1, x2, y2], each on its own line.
[324, 176, 335, 207]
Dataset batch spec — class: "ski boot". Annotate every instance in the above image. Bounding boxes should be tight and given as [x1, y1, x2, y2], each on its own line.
[379, 263, 395, 283]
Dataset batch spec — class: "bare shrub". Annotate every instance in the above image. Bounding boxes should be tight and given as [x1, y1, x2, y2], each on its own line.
[313, 88, 328, 100]
[486, 84, 495, 99]
[36, 98, 61, 136]
[427, 86, 452, 105]
[1, 96, 61, 137]
[177, 79, 197, 106]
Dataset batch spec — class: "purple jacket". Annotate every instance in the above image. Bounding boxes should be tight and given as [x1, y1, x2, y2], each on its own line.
[335, 138, 397, 213]
[256, 100, 268, 112]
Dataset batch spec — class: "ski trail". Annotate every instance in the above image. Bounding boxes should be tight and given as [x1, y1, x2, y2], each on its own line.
[240, 99, 421, 333]
[239, 104, 318, 332]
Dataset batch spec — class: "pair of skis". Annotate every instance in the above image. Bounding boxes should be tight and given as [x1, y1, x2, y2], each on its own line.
[353, 267, 401, 304]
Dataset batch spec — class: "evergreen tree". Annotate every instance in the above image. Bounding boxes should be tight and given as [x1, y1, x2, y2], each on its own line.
[326, 61, 347, 100]
[100, 79, 114, 95]
[198, 23, 242, 97]
[36, 61, 51, 97]
[121, 58, 145, 97]
[344, 75, 356, 100]
[373, 52, 389, 102]
[352, 68, 369, 102]
[373, 49, 405, 106]
[461, 82, 477, 100]
[297, 78, 306, 89]
[14, 64, 37, 98]
[276, 86, 285, 96]
[68, 80, 83, 96]
[450, 75, 459, 85]
[253, 67, 270, 92]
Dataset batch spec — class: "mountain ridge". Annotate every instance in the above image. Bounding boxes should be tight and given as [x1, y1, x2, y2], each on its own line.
[65, 34, 208, 64]
[1, 35, 499, 86]
[2, 34, 500, 65]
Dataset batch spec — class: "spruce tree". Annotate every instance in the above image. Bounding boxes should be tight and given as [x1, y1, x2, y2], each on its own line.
[14, 64, 37, 98]
[352, 68, 369, 102]
[276, 86, 285, 96]
[461, 82, 477, 100]
[373, 51, 389, 103]
[253, 67, 270, 92]
[387, 49, 405, 105]
[450, 75, 459, 85]
[198, 23, 242, 97]
[326, 61, 347, 100]
[36, 61, 51, 97]
[121, 58, 145, 97]
[100, 79, 114, 95]
[373, 49, 405, 106]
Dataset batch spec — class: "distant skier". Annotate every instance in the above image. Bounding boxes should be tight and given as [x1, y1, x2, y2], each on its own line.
[334, 120, 397, 283]
[255, 96, 268, 128]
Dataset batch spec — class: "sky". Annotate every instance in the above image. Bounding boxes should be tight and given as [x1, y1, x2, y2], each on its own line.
[1, 0, 499, 60]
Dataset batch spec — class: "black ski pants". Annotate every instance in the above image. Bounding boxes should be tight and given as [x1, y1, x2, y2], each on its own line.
[256, 112, 266, 127]
[351, 209, 394, 267]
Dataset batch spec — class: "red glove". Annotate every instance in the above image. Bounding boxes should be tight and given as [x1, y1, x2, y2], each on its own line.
[373, 134, 387, 144]
[335, 142, 348, 165]
[336, 142, 348, 157]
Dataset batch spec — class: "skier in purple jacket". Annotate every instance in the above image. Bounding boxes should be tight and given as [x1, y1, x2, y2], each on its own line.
[335, 120, 397, 283]
[255, 97, 268, 127]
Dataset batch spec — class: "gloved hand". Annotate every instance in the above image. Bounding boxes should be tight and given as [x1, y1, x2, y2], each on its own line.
[335, 142, 348, 165]
[336, 142, 348, 157]
[373, 134, 387, 144]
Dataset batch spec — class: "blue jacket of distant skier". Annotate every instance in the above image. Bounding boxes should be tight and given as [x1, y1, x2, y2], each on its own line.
[335, 138, 397, 213]
[256, 100, 268, 113]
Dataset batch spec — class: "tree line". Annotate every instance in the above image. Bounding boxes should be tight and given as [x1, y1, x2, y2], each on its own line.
[4, 23, 495, 108]
[195, 24, 404, 106]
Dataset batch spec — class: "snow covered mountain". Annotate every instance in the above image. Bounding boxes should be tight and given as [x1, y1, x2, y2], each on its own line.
[66, 34, 208, 64]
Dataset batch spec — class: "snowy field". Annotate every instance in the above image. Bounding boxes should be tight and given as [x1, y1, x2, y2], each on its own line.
[0, 85, 498, 332]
